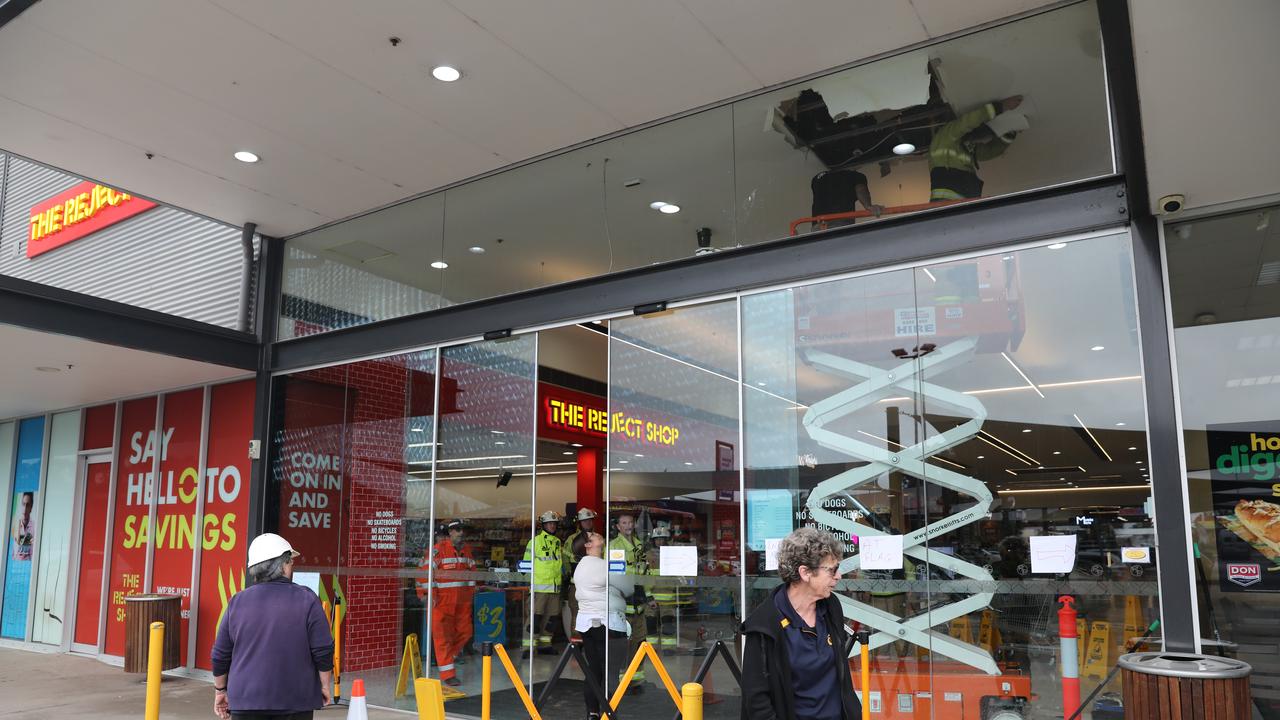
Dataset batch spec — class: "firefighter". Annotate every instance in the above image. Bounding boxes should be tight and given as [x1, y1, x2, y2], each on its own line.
[609, 511, 649, 690]
[645, 526, 680, 652]
[523, 510, 564, 653]
[417, 520, 475, 686]
[928, 95, 1023, 201]
[562, 508, 598, 638]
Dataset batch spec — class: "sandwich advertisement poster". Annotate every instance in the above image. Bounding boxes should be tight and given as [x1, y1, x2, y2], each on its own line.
[1209, 422, 1280, 592]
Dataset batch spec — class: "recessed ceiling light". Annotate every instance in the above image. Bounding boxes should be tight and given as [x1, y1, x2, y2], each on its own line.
[649, 201, 668, 210]
[431, 260, 448, 269]
[494, 441, 506, 446]
[411, 428, 424, 433]
[1115, 422, 1126, 427]
[571, 443, 583, 448]
[756, 381, 767, 387]
[432, 65, 461, 82]
[684, 462, 693, 466]
[635, 454, 644, 458]
[469, 246, 485, 254]
[1022, 429, 1032, 433]
[35, 366, 61, 373]
[892, 142, 916, 155]
[1136, 460, 1144, 464]
[1053, 451, 1061, 455]
[1128, 447, 1137, 451]
[619, 460, 629, 464]
[976, 455, 985, 459]
[1048, 242, 1067, 250]
[562, 451, 573, 456]
[1091, 345, 1105, 352]
[234, 151, 259, 163]
[659, 204, 681, 214]
[491, 430, 505, 435]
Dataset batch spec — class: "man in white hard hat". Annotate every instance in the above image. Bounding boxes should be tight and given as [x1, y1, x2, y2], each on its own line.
[522, 511, 563, 653]
[212, 533, 333, 720]
[562, 508, 598, 639]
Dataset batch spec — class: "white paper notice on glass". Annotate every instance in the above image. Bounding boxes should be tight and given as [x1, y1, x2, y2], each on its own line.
[659, 546, 699, 577]
[860, 535, 904, 571]
[764, 539, 782, 571]
[1029, 535, 1078, 574]
[293, 571, 321, 596]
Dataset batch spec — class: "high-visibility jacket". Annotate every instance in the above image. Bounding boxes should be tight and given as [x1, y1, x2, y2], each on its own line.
[523, 530, 563, 594]
[564, 529, 587, 575]
[608, 533, 646, 613]
[417, 538, 476, 600]
[927, 102, 1011, 201]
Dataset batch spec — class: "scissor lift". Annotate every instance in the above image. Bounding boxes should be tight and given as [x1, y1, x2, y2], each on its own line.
[801, 337, 1032, 719]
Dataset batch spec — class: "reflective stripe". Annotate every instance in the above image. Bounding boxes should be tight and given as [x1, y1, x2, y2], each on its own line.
[535, 556, 558, 561]
[416, 582, 431, 590]
[930, 188, 966, 201]
[532, 583, 559, 592]
[435, 581, 469, 588]
[438, 663, 455, 672]
[439, 557, 460, 565]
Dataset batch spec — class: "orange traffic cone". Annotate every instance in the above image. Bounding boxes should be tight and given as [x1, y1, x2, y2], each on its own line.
[346, 678, 368, 720]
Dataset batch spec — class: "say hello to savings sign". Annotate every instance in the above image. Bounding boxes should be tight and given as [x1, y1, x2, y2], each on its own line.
[27, 180, 157, 258]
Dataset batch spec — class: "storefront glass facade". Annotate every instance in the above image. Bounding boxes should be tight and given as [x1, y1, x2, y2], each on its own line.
[1168, 201, 1280, 716]
[269, 228, 1156, 718]
[278, 1, 1113, 340]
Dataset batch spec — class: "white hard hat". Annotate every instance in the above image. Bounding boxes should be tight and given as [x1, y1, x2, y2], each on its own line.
[651, 526, 671, 539]
[539, 510, 562, 524]
[248, 533, 300, 568]
[575, 508, 598, 522]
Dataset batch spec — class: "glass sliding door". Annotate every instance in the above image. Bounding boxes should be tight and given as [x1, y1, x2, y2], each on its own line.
[606, 301, 743, 718]
[742, 267, 935, 717]
[433, 335, 538, 713]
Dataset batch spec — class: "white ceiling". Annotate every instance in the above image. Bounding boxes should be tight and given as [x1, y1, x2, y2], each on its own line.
[0, 323, 249, 420]
[0, 0, 1052, 237]
[1131, 0, 1280, 213]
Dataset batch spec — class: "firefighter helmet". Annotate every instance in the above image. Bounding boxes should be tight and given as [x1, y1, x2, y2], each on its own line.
[575, 508, 598, 522]
[538, 510, 562, 525]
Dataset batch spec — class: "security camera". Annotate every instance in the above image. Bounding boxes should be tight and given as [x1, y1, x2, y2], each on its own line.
[1157, 194, 1185, 215]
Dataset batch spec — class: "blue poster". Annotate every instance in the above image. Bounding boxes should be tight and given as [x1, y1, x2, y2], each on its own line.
[746, 489, 794, 551]
[473, 591, 506, 646]
[1, 417, 44, 639]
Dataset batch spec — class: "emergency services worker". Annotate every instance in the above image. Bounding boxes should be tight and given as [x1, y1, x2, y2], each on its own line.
[928, 95, 1023, 201]
[523, 511, 564, 652]
[609, 512, 649, 690]
[417, 520, 475, 686]
[562, 508, 598, 638]
[645, 526, 678, 651]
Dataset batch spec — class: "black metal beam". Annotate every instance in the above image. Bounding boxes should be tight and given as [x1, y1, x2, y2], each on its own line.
[0, 0, 40, 30]
[249, 236, 286, 540]
[1099, 0, 1196, 652]
[0, 273, 257, 369]
[274, 176, 1128, 371]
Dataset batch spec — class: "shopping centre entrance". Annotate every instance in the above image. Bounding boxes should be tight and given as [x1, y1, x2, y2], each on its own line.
[272, 228, 1158, 719]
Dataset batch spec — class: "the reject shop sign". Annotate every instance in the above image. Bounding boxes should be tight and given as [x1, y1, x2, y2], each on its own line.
[27, 181, 156, 258]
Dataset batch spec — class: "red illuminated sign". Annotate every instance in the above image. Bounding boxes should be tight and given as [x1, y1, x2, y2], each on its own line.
[27, 181, 156, 258]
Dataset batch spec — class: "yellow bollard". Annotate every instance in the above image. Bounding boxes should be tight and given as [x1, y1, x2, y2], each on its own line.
[144, 621, 164, 720]
[681, 683, 703, 720]
[415, 677, 446, 720]
[860, 637, 870, 720]
[482, 645, 493, 720]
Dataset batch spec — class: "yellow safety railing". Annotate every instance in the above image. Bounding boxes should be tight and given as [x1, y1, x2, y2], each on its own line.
[414, 640, 703, 720]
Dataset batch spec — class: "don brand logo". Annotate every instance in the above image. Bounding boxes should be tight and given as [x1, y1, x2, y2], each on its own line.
[1227, 563, 1261, 587]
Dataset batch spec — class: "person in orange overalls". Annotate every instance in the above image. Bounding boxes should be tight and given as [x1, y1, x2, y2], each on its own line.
[417, 520, 475, 686]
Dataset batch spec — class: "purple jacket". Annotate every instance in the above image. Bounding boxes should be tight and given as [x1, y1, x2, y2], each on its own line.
[211, 577, 334, 713]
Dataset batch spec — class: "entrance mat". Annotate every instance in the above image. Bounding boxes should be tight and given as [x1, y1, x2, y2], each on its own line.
[444, 679, 740, 720]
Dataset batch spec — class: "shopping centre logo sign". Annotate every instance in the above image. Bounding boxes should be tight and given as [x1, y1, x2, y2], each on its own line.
[27, 180, 157, 258]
